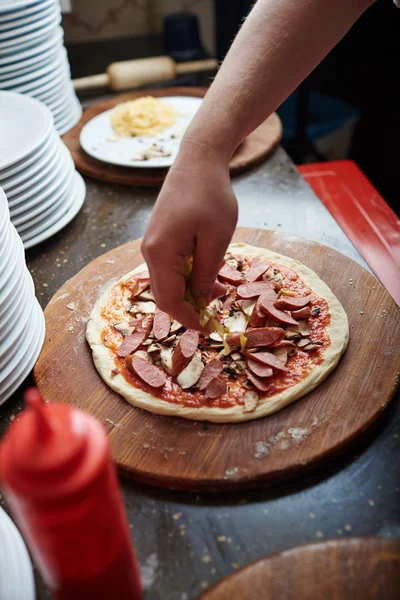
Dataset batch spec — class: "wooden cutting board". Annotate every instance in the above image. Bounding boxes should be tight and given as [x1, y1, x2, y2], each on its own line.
[33, 228, 400, 491]
[62, 87, 282, 187]
[200, 537, 400, 599]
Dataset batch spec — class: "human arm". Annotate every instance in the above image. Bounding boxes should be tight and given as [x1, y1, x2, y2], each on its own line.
[142, 0, 375, 329]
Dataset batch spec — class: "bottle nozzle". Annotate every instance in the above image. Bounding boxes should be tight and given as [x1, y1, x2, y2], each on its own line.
[25, 388, 53, 442]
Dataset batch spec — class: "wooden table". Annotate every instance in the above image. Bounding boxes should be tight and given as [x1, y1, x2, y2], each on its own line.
[0, 144, 399, 599]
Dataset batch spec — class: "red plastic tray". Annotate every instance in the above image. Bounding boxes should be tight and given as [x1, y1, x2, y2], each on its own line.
[299, 160, 400, 305]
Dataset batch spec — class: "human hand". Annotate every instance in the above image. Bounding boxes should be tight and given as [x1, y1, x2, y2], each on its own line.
[141, 144, 238, 330]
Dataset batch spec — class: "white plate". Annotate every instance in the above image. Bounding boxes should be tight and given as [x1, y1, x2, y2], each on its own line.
[0, 507, 35, 599]
[0, 127, 55, 180]
[0, 224, 24, 294]
[0, 184, 10, 230]
[8, 143, 73, 208]
[0, 298, 44, 393]
[0, 2, 58, 39]
[0, 246, 25, 319]
[0, 8, 60, 49]
[11, 49, 64, 92]
[10, 151, 73, 218]
[0, 91, 53, 170]
[19, 181, 76, 240]
[55, 102, 82, 135]
[0, 131, 58, 189]
[0, 46, 63, 87]
[14, 173, 73, 230]
[80, 96, 202, 169]
[4, 138, 63, 195]
[0, 300, 44, 405]
[23, 171, 85, 248]
[0, 271, 34, 365]
[0, 23, 62, 66]
[0, 0, 53, 29]
[24, 62, 67, 99]
[0, 42, 58, 78]
[0, 267, 31, 343]
[0, 219, 13, 272]
[0, 0, 53, 20]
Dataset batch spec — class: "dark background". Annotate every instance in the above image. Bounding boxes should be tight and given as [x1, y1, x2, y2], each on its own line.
[214, 0, 400, 213]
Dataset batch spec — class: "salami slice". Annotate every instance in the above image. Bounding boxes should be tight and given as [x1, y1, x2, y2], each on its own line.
[128, 279, 150, 299]
[198, 359, 223, 391]
[245, 351, 288, 372]
[117, 315, 153, 357]
[237, 281, 275, 299]
[229, 327, 285, 348]
[244, 258, 270, 283]
[274, 294, 313, 311]
[205, 376, 227, 399]
[153, 308, 171, 341]
[126, 356, 166, 388]
[246, 357, 274, 378]
[172, 329, 199, 376]
[218, 263, 242, 285]
[259, 293, 298, 326]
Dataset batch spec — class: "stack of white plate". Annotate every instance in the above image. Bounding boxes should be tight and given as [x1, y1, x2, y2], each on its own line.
[0, 186, 45, 405]
[0, 0, 81, 135]
[0, 91, 85, 249]
[0, 508, 35, 600]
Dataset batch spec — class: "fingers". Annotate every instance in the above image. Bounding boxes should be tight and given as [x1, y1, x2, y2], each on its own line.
[191, 231, 232, 305]
[141, 237, 205, 331]
[211, 281, 227, 299]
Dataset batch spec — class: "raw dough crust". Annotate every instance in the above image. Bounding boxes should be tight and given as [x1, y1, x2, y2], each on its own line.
[86, 243, 349, 422]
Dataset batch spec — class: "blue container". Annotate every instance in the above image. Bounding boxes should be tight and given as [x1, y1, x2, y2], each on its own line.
[277, 91, 360, 144]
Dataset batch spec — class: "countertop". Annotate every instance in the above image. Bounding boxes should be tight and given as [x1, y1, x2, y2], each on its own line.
[0, 142, 399, 599]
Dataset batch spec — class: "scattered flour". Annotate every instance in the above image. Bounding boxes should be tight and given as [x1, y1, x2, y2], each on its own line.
[140, 553, 158, 590]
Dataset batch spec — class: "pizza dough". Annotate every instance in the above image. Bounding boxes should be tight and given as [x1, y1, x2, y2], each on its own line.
[86, 243, 349, 422]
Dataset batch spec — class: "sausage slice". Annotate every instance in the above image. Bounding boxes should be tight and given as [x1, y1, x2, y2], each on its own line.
[222, 287, 237, 312]
[228, 327, 285, 348]
[246, 357, 274, 378]
[117, 315, 153, 357]
[291, 306, 312, 320]
[274, 294, 313, 311]
[172, 329, 199, 375]
[126, 356, 166, 388]
[205, 376, 227, 399]
[153, 308, 171, 341]
[218, 263, 242, 285]
[246, 371, 272, 392]
[244, 351, 288, 372]
[258, 293, 298, 326]
[237, 281, 275, 299]
[198, 359, 224, 391]
[245, 258, 270, 283]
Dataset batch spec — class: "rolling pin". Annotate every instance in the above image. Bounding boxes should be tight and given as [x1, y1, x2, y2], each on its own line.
[73, 56, 218, 92]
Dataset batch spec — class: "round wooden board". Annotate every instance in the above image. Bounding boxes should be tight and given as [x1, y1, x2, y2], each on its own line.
[199, 537, 400, 599]
[33, 228, 400, 491]
[62, 87, 282, 187]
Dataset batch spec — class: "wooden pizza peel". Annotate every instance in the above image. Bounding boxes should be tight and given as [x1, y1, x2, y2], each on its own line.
[33, 228, 400, 492]
[199, 537, 400, 599]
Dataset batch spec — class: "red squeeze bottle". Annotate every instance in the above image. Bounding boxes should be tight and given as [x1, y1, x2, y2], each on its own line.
[0, 389, 142, 600]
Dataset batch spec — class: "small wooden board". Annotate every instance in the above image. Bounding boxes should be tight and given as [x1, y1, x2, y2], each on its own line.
[34, 228, 400, 491]
[62, 87, 282, 187]
[200, 538, 400, 599]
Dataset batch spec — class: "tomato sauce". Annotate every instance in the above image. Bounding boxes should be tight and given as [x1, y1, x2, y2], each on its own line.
[100, 257, 331, 409]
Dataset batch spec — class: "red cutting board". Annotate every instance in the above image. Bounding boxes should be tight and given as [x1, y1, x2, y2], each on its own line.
[33, 228, 400, 492]
[299, 160, 400, 305]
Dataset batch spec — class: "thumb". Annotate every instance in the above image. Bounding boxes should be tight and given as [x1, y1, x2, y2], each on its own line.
[191, 234, 229, 305]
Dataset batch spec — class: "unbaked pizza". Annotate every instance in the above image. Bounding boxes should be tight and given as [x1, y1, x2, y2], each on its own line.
[86, 243, 349, 422]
